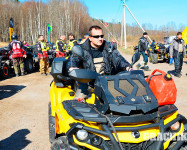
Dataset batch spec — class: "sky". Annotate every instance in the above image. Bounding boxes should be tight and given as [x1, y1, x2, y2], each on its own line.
[20, 0, 187, 30]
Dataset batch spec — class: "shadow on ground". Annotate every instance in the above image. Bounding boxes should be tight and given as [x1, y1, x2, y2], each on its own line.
[0, 74, 15, 82]
[158, 60, 168, 64]
[0, 69, 40, 82]
[0, 85, 26, 100]
[0, 129, 31, 150]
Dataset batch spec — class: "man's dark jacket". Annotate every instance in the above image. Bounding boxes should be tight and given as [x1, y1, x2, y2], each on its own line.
[67, 39, 130, 75]
[138, 36, 149, 52]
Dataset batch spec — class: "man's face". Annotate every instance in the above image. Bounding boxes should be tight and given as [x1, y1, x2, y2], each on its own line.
[69, 35, 73, 40]
[177, 34, 182, 39]
[40, 36, 44, 41]
[61, 35, 66, 41]
[144, 35, 148, 39]
[89, 29, 104, 48]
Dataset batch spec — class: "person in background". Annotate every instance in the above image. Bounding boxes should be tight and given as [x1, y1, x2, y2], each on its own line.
[67, 33, 78, 55]
[170, 32, 186, 77]
[111, 39, 119, 48]
[23, 41, 29, 47]
[80, 33, 89, 44]
[36, 35, 49, 76]
[8, 34, 26, 77]
[55, 35, 66, 57]
[150, 40, 156, 47]
[136, 32, 149, 71]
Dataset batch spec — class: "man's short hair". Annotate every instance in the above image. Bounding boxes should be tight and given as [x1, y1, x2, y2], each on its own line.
[68, 33, 75, 39]
[89, 25, 103, 36]
[177, 32, 182, 35]
[143, 32, 148, 35]
[38, 34, 43, 38]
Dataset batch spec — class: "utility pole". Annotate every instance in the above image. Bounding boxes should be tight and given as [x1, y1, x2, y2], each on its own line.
[120, 7, 124, 46]
[120, 1, 153, 45]
[121, 0, 127, 48]
[125, 4, 152, 43]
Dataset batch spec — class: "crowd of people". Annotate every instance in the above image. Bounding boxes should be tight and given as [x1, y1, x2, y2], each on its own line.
[7, 32, 80, 76]
[6, 25, 187, 78]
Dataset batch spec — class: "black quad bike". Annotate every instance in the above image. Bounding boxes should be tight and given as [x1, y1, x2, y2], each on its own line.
[24, 45, 40, 73]
[48, 43, 56, 66]
[149, 43, 170, 64]
[0, 47, 12, 78]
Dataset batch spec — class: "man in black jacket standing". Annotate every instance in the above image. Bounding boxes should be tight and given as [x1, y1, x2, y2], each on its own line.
[136, 32, 149, 70]
[67, 25, 132, 75]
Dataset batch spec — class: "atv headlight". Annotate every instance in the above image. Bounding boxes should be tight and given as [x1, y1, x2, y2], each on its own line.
[76, 129, 88, 141]
[170, 121, 180, 131]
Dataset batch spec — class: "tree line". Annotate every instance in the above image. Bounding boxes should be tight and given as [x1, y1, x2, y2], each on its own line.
[0, 0, 93, 44]
[0, 0, 185, 46]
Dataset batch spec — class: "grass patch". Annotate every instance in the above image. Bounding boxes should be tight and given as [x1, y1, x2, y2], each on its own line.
[118, 46, 134, 55]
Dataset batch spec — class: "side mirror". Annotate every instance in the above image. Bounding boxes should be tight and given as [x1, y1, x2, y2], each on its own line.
[131, 52, 140, 66]
[72, 45, 84, 59]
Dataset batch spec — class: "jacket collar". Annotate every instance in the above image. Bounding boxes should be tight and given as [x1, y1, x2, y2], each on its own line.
[174, 38, 184, 43]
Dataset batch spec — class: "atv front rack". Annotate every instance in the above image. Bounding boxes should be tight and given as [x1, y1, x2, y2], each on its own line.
[63, 101, 177, 123]
[63, 101, 187, 150]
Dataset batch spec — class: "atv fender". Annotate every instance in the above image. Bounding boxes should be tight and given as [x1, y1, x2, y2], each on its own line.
[50, 81, 75, 117]
[50, 81, 57, 117]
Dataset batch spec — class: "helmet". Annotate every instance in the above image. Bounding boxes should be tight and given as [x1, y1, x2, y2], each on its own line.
[11, 34, 18, 40]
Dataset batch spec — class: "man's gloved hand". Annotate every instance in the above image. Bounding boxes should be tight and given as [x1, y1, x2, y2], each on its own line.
[169, 58, 173, 65]
[23, 55, 27, 58]
[126, 67, 133, 71]
[69, 67, 79, 72]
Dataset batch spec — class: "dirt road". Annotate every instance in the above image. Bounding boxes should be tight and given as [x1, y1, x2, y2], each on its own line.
[0, 72, 52, 150]
[0, 55, 187, 150]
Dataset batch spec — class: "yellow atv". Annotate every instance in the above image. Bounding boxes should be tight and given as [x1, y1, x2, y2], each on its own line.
[149, 43, 169, 64]
[49, 48, 187, 150]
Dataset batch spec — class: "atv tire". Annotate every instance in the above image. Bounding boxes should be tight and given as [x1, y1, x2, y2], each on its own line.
[25, 58, 33, 73]
[49, 102, 55, 143]
[0, 63, 10, 78]
[152, 53, 158, 64]
[149, 53, 153, 63]
[51, 136, 70, 150]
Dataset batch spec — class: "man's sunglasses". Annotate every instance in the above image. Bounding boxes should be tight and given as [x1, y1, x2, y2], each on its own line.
[91, 35, 104, 38]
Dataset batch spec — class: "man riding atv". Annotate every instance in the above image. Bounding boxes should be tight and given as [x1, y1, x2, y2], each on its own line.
[67, 25, 132, 75]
